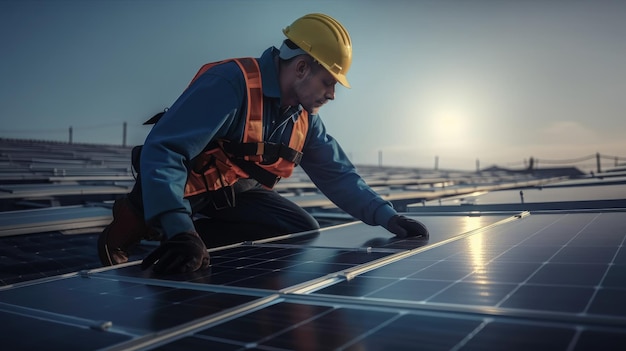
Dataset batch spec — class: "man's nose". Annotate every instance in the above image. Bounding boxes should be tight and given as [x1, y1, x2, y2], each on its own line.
[326, 86, 335, 101]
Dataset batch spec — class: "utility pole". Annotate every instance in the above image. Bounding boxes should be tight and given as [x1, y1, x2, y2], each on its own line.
[378, 150, 383, 168]
[434, 156, 439, 171]
[123, 122, 127, 147]
[69, 126, 73, 144]
[596, 152, 602, 174]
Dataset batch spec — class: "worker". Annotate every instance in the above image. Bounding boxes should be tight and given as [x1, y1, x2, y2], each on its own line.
[98, 13, 428, 275]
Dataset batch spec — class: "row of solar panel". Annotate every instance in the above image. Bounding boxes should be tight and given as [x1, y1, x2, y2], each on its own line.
[2, 210, 625, 350]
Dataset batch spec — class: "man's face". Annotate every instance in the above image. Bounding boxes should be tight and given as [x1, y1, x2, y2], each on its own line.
[294, 61, 337, 115]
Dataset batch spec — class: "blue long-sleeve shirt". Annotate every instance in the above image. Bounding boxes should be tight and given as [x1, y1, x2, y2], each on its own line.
[140, 47, 397, 237]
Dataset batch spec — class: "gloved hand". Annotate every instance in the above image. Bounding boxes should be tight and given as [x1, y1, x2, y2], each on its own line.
[141, 231, 210, 274]
[386, 215, 429, 239]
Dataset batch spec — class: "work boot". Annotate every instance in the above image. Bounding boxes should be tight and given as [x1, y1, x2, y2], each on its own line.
[98, 196, 161, 266]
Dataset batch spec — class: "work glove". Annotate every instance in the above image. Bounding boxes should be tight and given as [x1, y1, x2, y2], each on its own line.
[386, 215, 429, 239]
[141, 231, 210, 274]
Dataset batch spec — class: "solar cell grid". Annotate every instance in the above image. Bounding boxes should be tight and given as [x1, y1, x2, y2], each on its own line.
[312, 212, 626, 323]
[273, 215, 511, 249]
[2, 211, 625, 350]
[100, 245, 396, 291]
[148, 297, 626, 351]
[149, 337, 242, 350]
[0, 309, 132, 351]
[0, 275, 261, 333]
[0, 230, 149, 285]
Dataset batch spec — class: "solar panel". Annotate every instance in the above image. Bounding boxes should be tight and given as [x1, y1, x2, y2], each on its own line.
[0, 274, 266, 336]
[0, 309, 132, 350]
[5, 139, 626, 349]
[308, 213, 626, 336]
[413, 182, 626, 213]
[0, 183, 134, 199]
[99, 245, 396, 291]
[0, 229, 150, 285]
[271, 214, 511, 250]
[144, 211, 626, 351]
[0, 205, 113, 236]
[139, 296, 626, 350]
[2, 210, 626, 350]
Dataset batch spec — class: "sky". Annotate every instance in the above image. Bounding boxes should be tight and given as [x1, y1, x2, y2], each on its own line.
[1, 0, 625, 171]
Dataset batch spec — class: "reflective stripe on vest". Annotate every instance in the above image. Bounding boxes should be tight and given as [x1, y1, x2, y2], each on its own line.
[183, 58, 308, 198]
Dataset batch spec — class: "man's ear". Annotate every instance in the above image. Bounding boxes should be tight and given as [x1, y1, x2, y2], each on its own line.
[295, 58, 309, 79]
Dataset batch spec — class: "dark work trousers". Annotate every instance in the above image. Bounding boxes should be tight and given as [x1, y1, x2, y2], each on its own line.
[128, 177, 320, 248]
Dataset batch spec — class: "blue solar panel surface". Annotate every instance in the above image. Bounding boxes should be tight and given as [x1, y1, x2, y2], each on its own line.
[314, 213, 626, 314]
[102, 245, 395, 290]
[2, 212, 626, 350]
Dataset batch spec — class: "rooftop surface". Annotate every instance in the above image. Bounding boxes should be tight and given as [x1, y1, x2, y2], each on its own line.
[1, 138, 625, 350]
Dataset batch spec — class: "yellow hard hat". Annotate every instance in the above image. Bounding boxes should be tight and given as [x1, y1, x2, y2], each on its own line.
[282, 13, 352, 88]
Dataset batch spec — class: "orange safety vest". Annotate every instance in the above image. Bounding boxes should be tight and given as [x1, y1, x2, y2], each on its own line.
[183, 58, 309, 197]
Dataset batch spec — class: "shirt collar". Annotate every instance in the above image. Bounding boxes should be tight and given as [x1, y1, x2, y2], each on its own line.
[258, 47, 281, 99]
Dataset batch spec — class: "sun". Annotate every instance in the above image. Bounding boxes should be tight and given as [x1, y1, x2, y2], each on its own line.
[428, 107, 469, 149]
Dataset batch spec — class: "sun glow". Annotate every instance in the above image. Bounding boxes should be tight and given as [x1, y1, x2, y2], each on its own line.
[428, 107, 470, 149]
